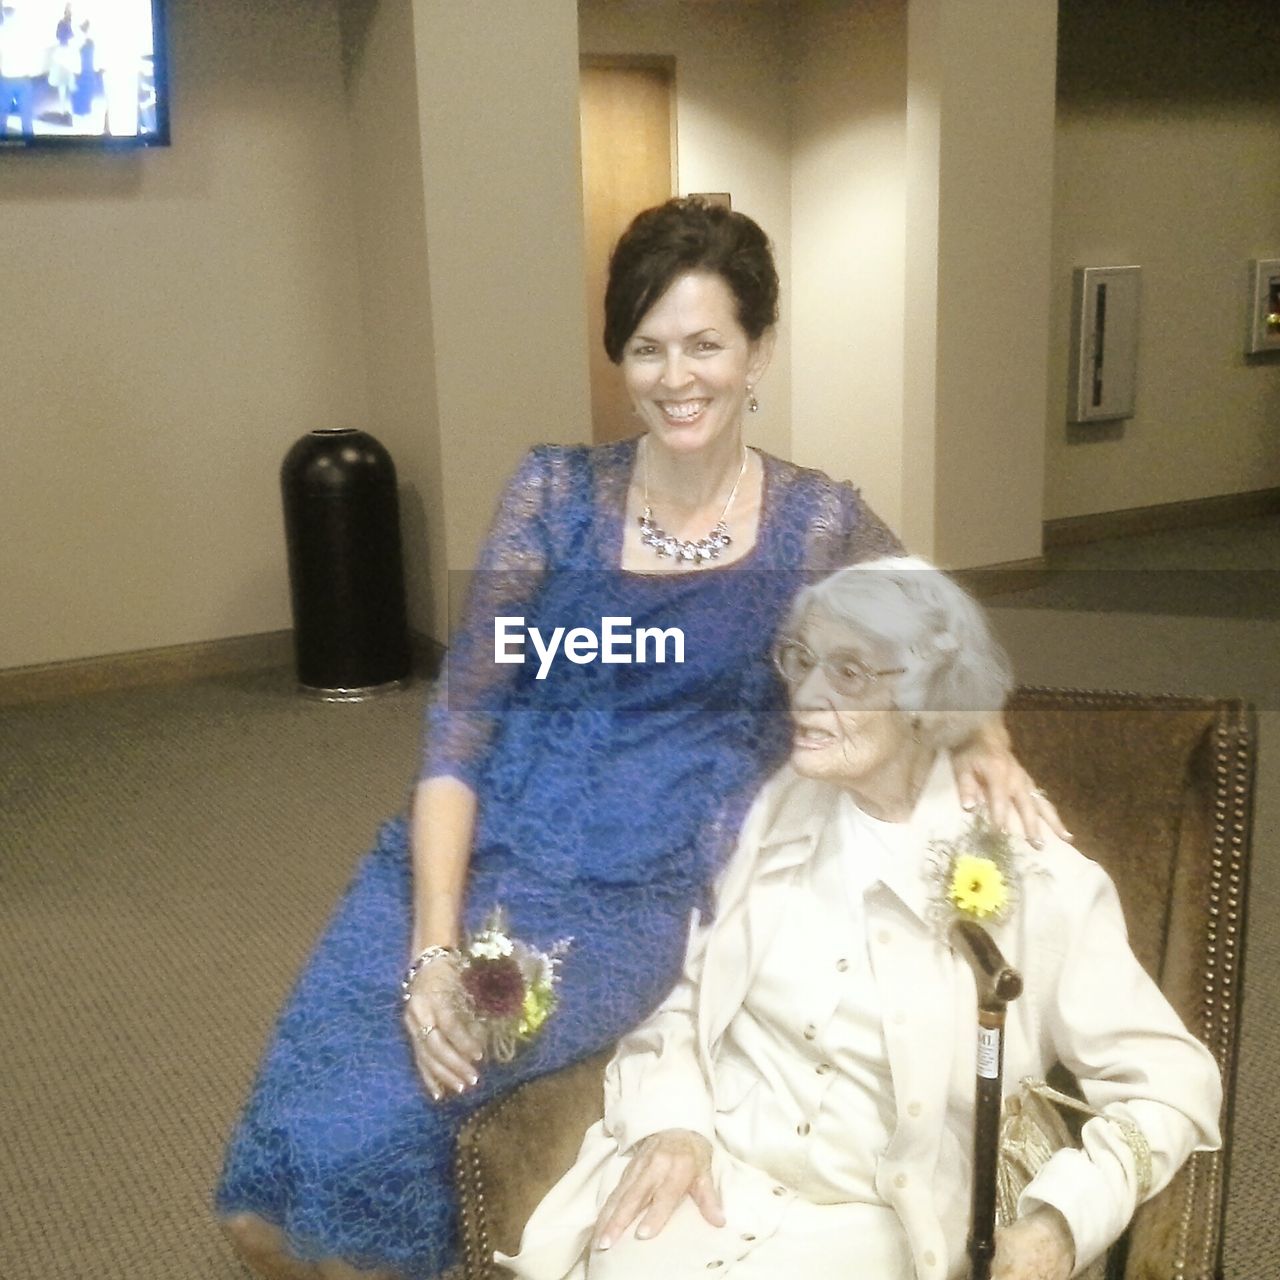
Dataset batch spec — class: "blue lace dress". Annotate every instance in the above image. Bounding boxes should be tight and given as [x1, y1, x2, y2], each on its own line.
[215, 439, 900, 1277]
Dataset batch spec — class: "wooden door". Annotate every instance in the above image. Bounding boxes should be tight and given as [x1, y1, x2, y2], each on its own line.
[580, 60, 675, 443]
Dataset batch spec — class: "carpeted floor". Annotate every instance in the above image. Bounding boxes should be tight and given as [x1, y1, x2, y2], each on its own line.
[1, 519, 1277, 1279]
[0, 671, 427, 1279]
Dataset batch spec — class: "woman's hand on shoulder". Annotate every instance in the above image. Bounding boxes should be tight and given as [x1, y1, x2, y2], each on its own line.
[592, 1129, 724, 1252]
[992, 1207, 1075, 1280]
[951, 717, 1073, 848]
[403, 955, 486, 1102]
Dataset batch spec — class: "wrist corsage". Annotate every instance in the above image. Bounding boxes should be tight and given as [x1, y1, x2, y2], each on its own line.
[925, 813, 1021, 933]
[454, 908, 571, 1063]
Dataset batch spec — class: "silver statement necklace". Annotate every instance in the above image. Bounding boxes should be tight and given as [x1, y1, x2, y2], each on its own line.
[639, 440, 749, 564]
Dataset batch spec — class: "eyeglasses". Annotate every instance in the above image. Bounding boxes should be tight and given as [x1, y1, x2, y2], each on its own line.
[772, 638, 905, 699]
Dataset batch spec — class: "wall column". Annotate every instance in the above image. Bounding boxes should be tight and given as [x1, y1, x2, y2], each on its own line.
[412, 0, 591, 607]
[903, 0, 1058, 566]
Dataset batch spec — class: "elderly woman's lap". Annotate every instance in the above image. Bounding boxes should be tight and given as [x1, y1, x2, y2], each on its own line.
[585, 1192, 911, 1279]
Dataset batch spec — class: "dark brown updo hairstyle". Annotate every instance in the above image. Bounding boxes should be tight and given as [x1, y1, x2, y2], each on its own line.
[603, 197, 780, 364]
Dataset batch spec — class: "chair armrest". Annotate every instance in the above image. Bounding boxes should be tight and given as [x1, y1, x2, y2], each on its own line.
[456, 1049, 612, 1280]
[1124, 1150, 1225, 1280]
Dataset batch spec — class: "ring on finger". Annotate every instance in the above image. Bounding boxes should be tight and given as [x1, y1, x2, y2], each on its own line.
[1029, 786, 1048, 800]
[418, 1024, 437, 1041]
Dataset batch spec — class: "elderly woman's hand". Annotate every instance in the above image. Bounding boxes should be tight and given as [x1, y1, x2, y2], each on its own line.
[951, 717, 1073, 848]
[403, 954, 485, 1102]
[992, 1207, 1075, 1280]
[592, 1129, 725, 1252]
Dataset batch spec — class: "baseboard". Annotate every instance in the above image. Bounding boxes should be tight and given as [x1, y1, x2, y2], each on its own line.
[1044, 487, 1280, 549]
[411, 631, 446, 680]
[0, 629, 446, 708]
[952, 556, 1048, 599]
[0, 631, 295, 707]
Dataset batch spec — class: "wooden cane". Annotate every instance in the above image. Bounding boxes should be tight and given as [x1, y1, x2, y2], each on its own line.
[951, 920, 1023, 1280]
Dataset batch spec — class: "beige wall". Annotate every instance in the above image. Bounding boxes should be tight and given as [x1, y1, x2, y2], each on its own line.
[752, 0, 1280, 559]
[1048, 0, 1280, 519]
[415, 0, 591, 599]
[1, 0, 592, 670]
[790, 0, 908, 530]
[909, 0, 1057, 566]
[341, 0, 446, 639]
[791, 0, 1057, 565]
[0, 0, 369, 670]
[9, 0, 1280, 673]
[584, 0, 1058, 568]
[579, 0, 794, 461]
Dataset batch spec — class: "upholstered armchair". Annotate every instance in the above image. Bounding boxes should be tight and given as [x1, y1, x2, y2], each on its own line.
[455, 688, 1255, 1280]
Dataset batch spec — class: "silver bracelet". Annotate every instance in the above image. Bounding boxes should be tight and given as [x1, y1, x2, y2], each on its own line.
[400, 945, 461, 1003]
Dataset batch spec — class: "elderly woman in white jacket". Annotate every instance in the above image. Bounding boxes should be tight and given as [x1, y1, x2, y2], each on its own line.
[499, 556, 1222, 1280]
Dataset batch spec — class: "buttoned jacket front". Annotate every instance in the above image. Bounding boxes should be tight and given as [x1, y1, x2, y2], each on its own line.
[501, 757, 1221, 1280]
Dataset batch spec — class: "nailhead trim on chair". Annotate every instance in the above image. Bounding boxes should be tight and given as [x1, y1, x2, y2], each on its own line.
[458, 1103, 492, 1279]
[458, 1079, 539, 1278]
[1169, 704, 1251, 1280]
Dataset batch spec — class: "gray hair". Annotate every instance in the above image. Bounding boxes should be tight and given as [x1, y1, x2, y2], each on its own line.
[782, 555, 1014, 749]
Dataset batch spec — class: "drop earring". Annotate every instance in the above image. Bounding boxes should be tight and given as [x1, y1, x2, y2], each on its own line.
[747, 384, 760, 413]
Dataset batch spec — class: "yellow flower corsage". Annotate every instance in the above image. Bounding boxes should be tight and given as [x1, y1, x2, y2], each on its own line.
[926, 814, 1020, 932]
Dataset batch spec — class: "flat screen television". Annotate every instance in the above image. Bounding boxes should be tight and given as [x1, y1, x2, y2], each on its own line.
[0, 0, 168, 149]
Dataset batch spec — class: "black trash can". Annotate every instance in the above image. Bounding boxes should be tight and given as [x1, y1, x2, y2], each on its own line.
[281, 428, 412, 700]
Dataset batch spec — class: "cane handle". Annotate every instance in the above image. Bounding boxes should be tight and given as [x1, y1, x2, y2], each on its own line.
[951, 920, 1023, 1009]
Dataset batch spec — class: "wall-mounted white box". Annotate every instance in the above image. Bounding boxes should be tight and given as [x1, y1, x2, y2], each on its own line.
[1068, 265, 1141, 423]
[1246, 258, 1280, 354]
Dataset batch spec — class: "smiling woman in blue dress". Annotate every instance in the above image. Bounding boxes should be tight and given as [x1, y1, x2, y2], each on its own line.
[216, 199, 1064, 1280]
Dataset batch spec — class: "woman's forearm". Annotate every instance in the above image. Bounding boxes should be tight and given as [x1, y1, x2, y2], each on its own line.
[409, 775, 478, 955]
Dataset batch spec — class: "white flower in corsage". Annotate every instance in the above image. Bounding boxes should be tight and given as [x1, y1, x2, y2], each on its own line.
[454, 908, 571, 1063]
[925, 814, 1021, 932]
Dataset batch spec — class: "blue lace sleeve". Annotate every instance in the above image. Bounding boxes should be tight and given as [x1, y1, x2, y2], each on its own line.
[418, 448, 553, 788]
[770, 457, 904, 573]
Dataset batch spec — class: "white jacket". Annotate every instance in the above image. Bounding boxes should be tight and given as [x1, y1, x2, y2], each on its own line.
[501, 756, 1222, 1279]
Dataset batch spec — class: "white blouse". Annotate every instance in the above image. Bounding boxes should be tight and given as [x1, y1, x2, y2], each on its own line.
[714, 791, 903, 1204]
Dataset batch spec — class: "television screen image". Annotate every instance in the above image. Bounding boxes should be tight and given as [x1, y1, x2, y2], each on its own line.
[0, 0, 167, 147]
